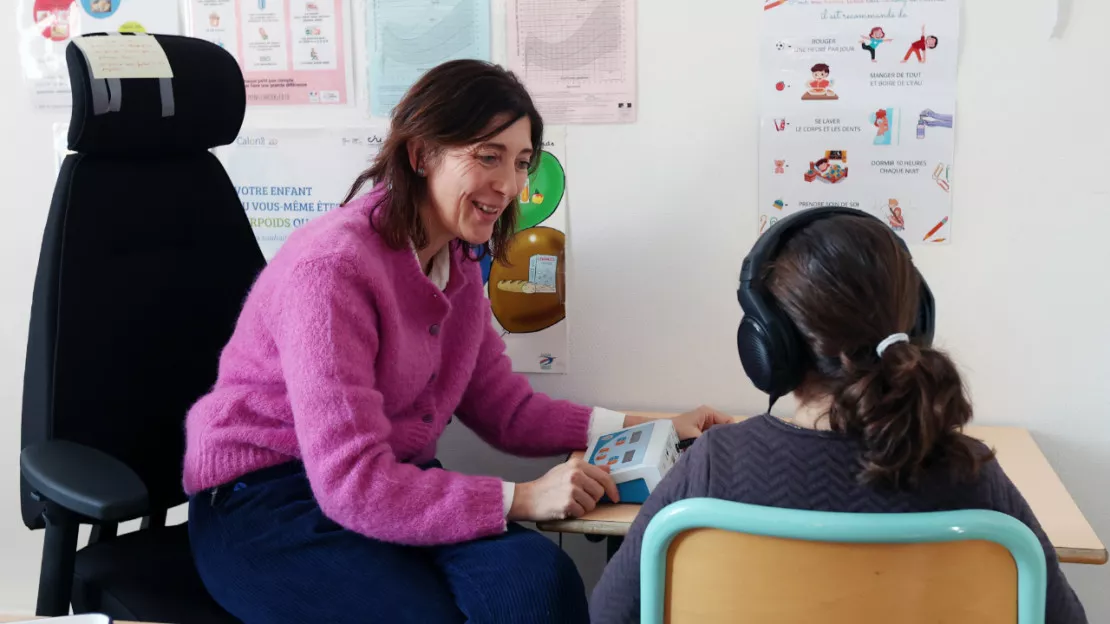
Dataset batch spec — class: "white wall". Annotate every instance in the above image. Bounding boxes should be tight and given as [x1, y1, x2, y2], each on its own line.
[2, 0, 1108, 618]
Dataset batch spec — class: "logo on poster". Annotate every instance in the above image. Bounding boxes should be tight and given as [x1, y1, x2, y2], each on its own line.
[236, 136, 279, 147]
[539, 354, 556, 370]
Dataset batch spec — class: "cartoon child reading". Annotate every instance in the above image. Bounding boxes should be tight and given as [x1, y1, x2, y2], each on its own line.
[803, 64, 838, 100]
[860, 27, 891, 62]
[888, 199, 905, 231]
[902, 24, 939, 63]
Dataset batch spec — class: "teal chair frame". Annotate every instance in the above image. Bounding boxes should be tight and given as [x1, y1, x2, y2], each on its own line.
[640, 498, 1048, 624]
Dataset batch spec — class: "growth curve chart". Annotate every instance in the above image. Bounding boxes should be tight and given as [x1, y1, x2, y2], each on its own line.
[367, 0, 492, 116]
[378, 0, 480, 67]
[507, 0, 637, 123]
[519, 0, 625, 83]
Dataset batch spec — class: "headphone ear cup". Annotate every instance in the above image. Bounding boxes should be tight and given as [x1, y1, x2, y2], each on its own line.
[737, 307, 806, 399]
[737, 316, 777, 395]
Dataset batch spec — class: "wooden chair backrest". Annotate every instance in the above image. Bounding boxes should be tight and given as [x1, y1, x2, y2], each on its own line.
[665, 527, 1017, 623]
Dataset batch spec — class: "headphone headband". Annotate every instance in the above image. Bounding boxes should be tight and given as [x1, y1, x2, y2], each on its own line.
[740, 206, 901, 289]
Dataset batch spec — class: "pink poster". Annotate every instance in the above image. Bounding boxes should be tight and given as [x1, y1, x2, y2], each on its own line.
[189, 0, 351, 106]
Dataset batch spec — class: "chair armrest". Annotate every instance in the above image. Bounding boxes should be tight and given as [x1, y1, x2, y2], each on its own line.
[20, 440, 149, 522]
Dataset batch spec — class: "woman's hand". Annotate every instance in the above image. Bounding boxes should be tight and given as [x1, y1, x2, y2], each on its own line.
[669, 405, 733, 440]
[509, 458, 620, 522]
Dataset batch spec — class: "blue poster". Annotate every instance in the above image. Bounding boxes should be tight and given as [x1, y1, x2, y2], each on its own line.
[367, 0, 492, 117]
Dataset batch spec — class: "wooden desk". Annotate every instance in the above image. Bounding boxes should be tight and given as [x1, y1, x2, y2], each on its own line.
[537, 413, 1108, 565]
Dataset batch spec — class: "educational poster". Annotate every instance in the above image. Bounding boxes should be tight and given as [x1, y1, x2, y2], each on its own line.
[367, 0, 492, 117]
[188, 0, 354, 106]
[759, 0, 958, 244]
[506, 0, 637, 124]
[16, 0, 181, 109]
[482, 127, 569, 373]
[215, 126, 389, 259]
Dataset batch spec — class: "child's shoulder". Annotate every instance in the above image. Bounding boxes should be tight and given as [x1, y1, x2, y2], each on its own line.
[693, 414, 762, 444]
[700, 413, 820, 441]
[686, 414, 791, 458]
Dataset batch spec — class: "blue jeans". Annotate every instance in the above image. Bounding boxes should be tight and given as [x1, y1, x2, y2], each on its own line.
[188, 461, 588, 624]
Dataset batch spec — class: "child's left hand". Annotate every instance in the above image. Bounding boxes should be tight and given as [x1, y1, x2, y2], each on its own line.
[669, 406, 733, 440]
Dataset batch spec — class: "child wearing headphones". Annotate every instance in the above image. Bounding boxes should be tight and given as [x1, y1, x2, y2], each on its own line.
[589, 209, 1086, 623]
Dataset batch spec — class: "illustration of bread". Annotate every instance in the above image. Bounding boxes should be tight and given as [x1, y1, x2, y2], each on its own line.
[496, 280, 555, 294]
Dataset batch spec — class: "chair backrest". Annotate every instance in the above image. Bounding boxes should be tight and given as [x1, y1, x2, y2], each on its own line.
[20, 33, 266, 529]
[640, 498, 1048, 624]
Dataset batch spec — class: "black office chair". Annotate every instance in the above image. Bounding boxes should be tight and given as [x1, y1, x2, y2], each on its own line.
[18, 33, 264, 623]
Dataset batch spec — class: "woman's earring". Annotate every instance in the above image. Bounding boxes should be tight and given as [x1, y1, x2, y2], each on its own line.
[416, 166, 426, 177]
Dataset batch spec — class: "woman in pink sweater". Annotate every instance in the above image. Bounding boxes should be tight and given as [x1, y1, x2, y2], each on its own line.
[183, 60, 725, 623]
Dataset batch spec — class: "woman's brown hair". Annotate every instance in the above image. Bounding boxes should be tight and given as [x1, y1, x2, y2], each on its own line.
[766, 215, 991, 488]
[341, 59, 543, 264]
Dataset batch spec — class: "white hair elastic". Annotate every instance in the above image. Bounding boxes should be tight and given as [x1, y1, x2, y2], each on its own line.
[876, 332, 910, 357]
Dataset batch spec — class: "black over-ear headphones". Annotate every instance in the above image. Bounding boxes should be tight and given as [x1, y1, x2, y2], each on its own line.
[736, 206, 935, 404]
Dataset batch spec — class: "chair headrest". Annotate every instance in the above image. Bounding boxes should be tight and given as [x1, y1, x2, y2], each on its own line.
[66, 33, 246, 155]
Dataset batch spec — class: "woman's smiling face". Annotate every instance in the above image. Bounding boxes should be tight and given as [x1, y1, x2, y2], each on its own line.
[417, 115, 533, 246]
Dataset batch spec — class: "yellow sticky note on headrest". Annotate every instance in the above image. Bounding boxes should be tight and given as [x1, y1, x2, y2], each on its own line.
[72, 34, 173, 79]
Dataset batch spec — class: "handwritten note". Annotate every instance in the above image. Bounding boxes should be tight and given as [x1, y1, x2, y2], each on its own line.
[72, 36, 174, 79]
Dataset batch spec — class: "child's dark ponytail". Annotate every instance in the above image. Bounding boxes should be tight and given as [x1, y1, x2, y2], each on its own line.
[766, 215, 992, 489]
[827, 339, 988, 488]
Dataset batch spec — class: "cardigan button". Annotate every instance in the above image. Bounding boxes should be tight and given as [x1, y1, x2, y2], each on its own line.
[422, 414, 434, 424]
[429, 324, 440, 336]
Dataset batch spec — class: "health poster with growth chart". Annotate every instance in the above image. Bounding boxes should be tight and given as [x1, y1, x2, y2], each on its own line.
[215, 126, 389, 259]
[759, 0, 958, 244]
[483, 127, 570, 373]
[367, 0, 491, 117]
[188, 0, 353, 106]
[17, 0, 181, 109]
[506, 0, 637, 124]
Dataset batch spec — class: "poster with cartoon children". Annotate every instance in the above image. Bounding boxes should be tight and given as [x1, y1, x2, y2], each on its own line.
[185, 0, 354, 106]
[759, 0, 957, 244]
